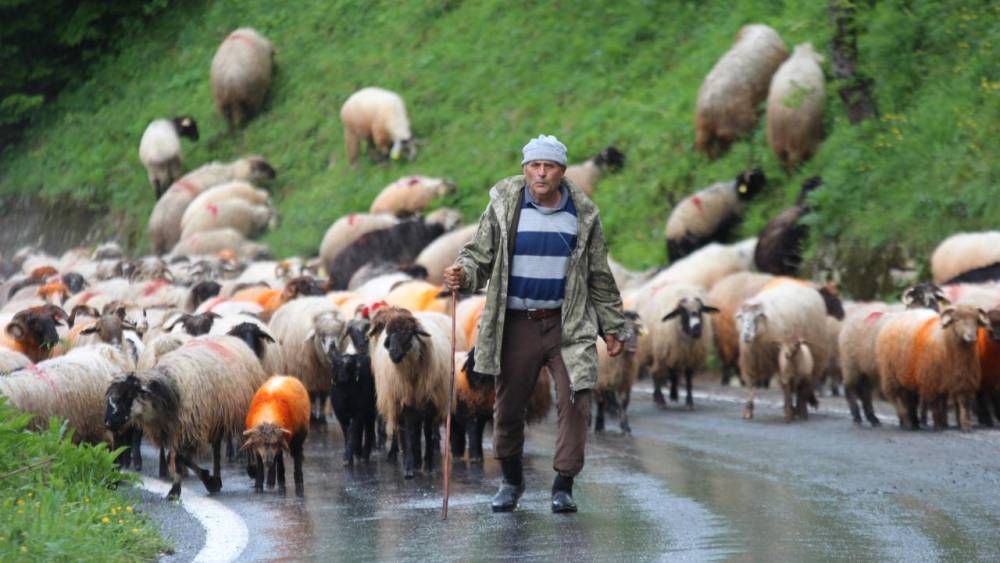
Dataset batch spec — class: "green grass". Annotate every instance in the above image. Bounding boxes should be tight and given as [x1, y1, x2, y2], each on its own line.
[0, 398, 167, 561]
[0, 0, 997, 298]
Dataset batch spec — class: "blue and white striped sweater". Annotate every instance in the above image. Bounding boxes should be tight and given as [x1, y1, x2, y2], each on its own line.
[507, 186, 578, 310]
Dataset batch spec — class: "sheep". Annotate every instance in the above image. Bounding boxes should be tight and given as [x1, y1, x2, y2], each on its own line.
[370, 176, 456, 216]
[325, 217, 447, 290]
[0, 344, 132, 444]
[415, 224, 477, 285]
[975, 309, 1000, 426]
[424, 207, 463, 232]
[348, 262, 427, 290]
[0, 348, 30, 374]
[695, 24, 789, 159]
[665, 169, 766, 262]
[455, 294, 486, 347]
[767, 43, 826, 168]
[230, 276, 323, 321]
[607, 256, 656, 293]
[707, 272, 775, 386]
[104, 335, 268, 498]
[448, 346, 552, 462]
[594, 311, 643, 434]
[136, 332, 191, 371]
[170, 228, 271, 260]
[328, 317, 377, 466]
[139, 116, 199, 198]
[340, 87, 415, 163]
[931, 231, 1000, 285]
[318, 213, 400, 269]
[210, 27, 274, 130]
[217, 318, 284, 377]
[190, 180, 270, 208]
[736, 282, 830, 420]
[877, 306, 986, 431]
[370, 307, 451, 478]
[777, 339, 815, 422]
[641, 238, 757, 292]
[2, 305, 68, 363]
[564, 146, 626, 197]
[384, 280, 448, 314]
[148, 156, 276, 255]
[242, 375, 310, 494]
[638, 284, 719, 409]
[179, 199, 277, 241]
[269, 297, 346, 421]
[165, 312, 220, 336]
[754, 176, 823, 276]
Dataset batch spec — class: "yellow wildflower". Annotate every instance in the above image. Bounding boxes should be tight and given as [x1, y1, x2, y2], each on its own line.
[20, 546, 27, 554]
[101, 516, 110, 524]
[15, 499, 24, 506]
[126, 506, 133, 513]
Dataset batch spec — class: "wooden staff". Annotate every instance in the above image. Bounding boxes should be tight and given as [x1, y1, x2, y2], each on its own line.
[442, 289, 458, 520]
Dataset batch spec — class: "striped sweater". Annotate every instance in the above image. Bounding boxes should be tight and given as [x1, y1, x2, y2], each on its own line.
[507, 185, 578, 310]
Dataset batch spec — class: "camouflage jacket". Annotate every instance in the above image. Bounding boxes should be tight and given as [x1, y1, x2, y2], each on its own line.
[456, 175, 627, 392]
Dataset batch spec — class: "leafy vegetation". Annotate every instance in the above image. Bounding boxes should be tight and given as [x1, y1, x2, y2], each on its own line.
[0, 398, 167, 561]
[0, 0, 996, 298]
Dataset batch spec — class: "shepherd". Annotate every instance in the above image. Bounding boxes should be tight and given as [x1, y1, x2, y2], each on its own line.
[444, 134, 627, 513]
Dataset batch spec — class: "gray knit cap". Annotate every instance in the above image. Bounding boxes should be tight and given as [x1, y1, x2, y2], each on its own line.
[521, 134, 567, 166]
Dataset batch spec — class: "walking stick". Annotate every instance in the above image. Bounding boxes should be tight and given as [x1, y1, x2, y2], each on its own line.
[442, 289, 457, 520]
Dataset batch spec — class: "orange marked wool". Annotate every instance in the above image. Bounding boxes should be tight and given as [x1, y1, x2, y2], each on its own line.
[246, 376, 310, 437]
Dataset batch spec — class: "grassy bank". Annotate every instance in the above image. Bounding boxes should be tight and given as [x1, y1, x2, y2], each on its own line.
[0, 0, 996, 297]
[0, 399, 166, 560]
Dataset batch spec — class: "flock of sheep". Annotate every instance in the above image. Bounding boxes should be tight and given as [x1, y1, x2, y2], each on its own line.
[0, 22, 996, 500]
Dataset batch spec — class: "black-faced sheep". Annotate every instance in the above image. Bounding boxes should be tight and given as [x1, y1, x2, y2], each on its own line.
[139, 116, 199, 199]
[877, 306, 985, 431]
[328, 317, 377, 466]
[340, 87, 416, 163]
[325, 217, 447, 291]
[767, 43, 826, 169]
[564, 146, 626, 197]
[210, 27, 274, 130]
[2, 304, 68, 363]
[595, 311, 643, 434]
[105, 335, 269, 498]
[370, 176, 456, 216]
[753, 176, 822, 276]
[695, 24, 789, 159]
[931, 231, 1000, 285]
[665, 169, 766, 262]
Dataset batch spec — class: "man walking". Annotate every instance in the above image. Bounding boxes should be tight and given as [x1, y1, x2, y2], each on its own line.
[444, 134, 627, 513]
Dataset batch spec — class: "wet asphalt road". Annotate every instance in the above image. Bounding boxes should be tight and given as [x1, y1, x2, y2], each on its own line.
[133, 372, 1000, 561]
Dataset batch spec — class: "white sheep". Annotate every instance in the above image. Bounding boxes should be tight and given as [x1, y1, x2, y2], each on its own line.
[642, 238, 757, 292]
[736, 282, 830, 420]
[930, 231, 1000, 285]
[564, 146, 626, 197]
[340, 87, 415, 163]
[665, 169, 767, 261]
[415, 224, 477, 285]
[595, 311, 643, 434]
[139, 116, 199, 199]
[147, 156, 276, 255]
[0, 348, 30, 374]
[695, 24, 789, 158]
[210, 27, 274, 130]
[210, 313, 284, 376]
[179, 198, 276, 241]
[767, 43, 826, 168]
[105, 335, 268, 498]
[318, 212, 400, 268]
[707, 271, 775, 386]
[777, 339, 815, 422]
[170, 228, 271, 260]
[370, 176, 456, 216]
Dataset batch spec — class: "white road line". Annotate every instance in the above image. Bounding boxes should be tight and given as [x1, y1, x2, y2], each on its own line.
[139, 476, 249, 562]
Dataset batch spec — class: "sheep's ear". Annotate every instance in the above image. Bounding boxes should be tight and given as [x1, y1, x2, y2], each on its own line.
[661, 307, 682, 322]
[260, 332, 275, 344]
[940, 308, 956, 327]
[304, 328, 316, 343]
[415, 329, 431, 338]
[281, 428, 292, 437]
[6, 321, 25, 340]
[901, 289, 915, 306]
[978, 308, 990, 327]
[80, 326, 99, 335]
[702, 305, 721, 315]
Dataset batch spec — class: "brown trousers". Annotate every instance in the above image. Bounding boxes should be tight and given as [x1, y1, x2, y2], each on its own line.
[493, 311, 591, 477]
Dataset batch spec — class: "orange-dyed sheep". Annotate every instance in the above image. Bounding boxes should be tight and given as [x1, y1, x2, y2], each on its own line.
[243, 375, 310, 494]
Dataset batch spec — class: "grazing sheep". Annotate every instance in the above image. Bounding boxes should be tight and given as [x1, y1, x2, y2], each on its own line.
[736, 282, 830, 420]
[931, 231, 1000, 285]
[210, 27, 274, 130]
[665, 169, 766, 261]
[371, 307, 451, 478]
[148, 156, 276, 255]
[563, 146, 626, 197]
[877, 306, 986, 431]
[104, 335, 268, 498]
[695, 24, 789, 159]
[2, 305, 68, 363]
[415, 224, 477, 286]
[777, 339, 815, 422]
[139, 116, 199, 198]
[754, 176, 822, 276]
[170, 228, 271, 260]
[325, 217, 447, 290]
[594, 311, 643, 434]
[269, 297, 346, 421]
[179, 198, 276, 241]
[319, 213, 400, 268]
[328, 317, 377, 466]
[767, 43, 826, 168]
[340, 87, 415, 163]
[707, 272, 775, 385]
[243, 375, 309, 494]
[370, 176, 456, 216]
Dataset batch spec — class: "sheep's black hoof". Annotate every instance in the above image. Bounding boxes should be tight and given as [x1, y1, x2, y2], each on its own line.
[295, 485, 304, 498]
[869, 419, 882, 428]
[278, 485, 287, 495]
[620, 422, 631, 435]
[469, 454, 483, 463]
[247, 464, 257, 479]
[404, 469, 415, 479]
[167, 484, 181, 500]
[653, 391, 666, 409]
[205, 476, 223, 494]
[254, 486, 264, 493]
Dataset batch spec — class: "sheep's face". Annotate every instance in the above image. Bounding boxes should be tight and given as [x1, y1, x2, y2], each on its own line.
[986, 310, 1000, 342]
[61, 273, 87, 294]
[228, 322, 275, 359]
[902, 283, 947, 312]
[383, 315, 429, 365]
[735, 168, 766, 200]
[189, 281, 222, 309]
[622, 311, 644, 354]
[331, 319, 371, 386]
[105, 374, 144, 432]
[8, 305, 67, 352]
[663, 298, 719, 340]
[243, 423, 289, 469]
[736, 305, 766, 343]
[173, 116, 200, 142]
[390, 138, 417, 161]
[308, 313, 346, 365]
[940, 306, 987, 345]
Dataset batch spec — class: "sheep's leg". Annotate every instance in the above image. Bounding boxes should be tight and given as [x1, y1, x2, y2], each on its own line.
[401, 408, 418, 478]
[782, 383, 794, 423]
[470, 416, 488, 462]
[720, 364, 734, 386]
[207, 438, 223, 493]
[159, 447, 169, 479]
[362, 414, 375, 463]
[337, 410, 353, 466]
[931, 396, 948, 431]
[859, 379, 881, 427]
[619, 388, 632, 435]
[387, 432, 398, 462]
[178, 452, 220, 494]
[668, 369, 680, 402]
[844, 382, 864, 425]
[344, 128, 360, 164]
[253, 453, 265, 492]
[742, 386, 756, 420]
[919, 398, 929, 427]
[684, 369, 695, 410]
[975, 391, 994, 427]
[166, 449, 182, 500]
[450, 413, 467, 459]
[991, 391, 1000, 425]
[376, 417, 387, 451]
[226, 436, 235, 463]
[594, 395, 606, 432]
[266, 459, 277, 489]
[796, 383, 810, 420]
[956, 392, 973, 432]
[291, 433, 306, 497]
[423, 408, 437, 473]
[130, 428, 142, 470]
[276, 452, 287, 494]
[652, 376, 667, 408]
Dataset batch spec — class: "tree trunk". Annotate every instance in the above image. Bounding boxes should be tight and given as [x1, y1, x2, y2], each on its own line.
[829, 0, 878, 124]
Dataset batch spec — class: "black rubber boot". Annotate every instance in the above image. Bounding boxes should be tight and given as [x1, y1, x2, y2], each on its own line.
[551, 474, 577, 514]
[491, 456, 525, 513]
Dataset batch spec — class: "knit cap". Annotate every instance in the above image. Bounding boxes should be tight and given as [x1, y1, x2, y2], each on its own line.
[521, 134, 567, 166]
